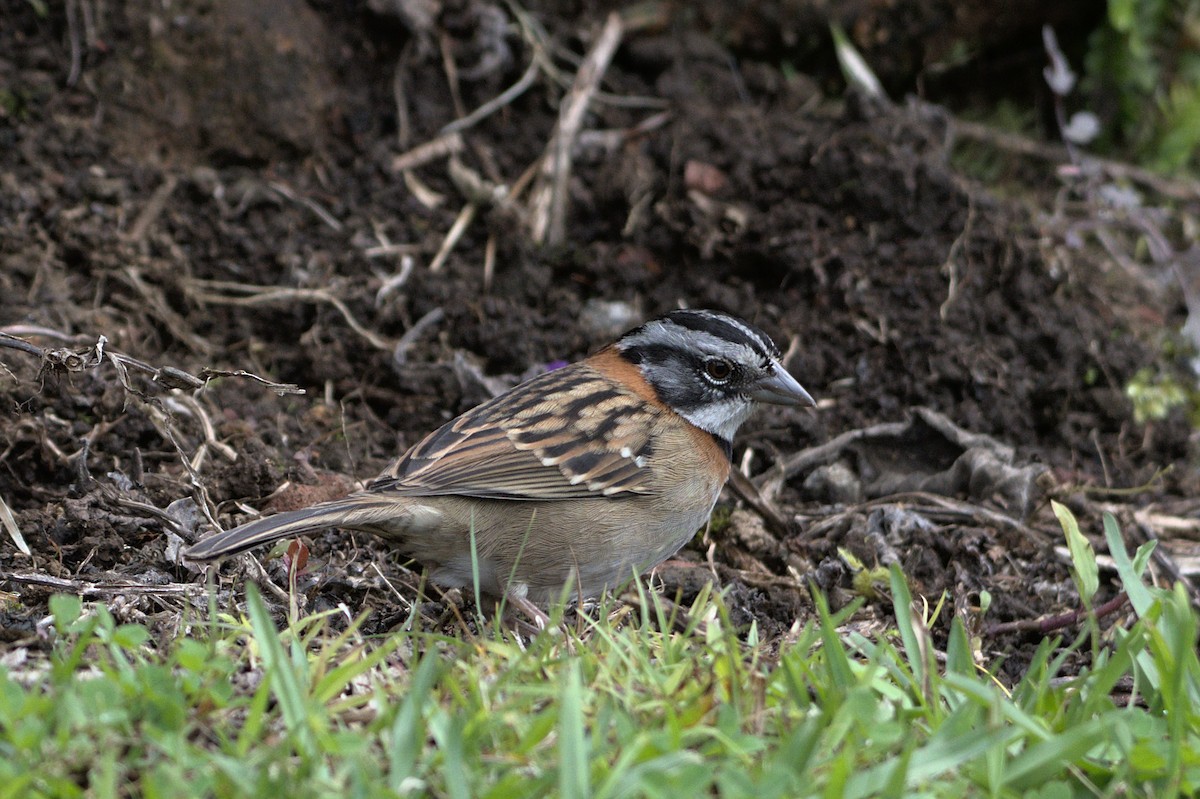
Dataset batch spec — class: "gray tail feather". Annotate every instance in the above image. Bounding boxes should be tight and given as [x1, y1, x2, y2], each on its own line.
[183, 499, 390, 561]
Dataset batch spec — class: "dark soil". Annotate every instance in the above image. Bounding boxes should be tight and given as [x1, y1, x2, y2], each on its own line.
[2, 0, 1198, 676]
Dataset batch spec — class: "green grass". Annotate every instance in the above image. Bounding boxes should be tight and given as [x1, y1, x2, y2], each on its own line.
[2, 512, 1199, 798]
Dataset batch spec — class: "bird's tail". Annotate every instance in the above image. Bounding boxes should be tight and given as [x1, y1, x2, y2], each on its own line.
[183, 496, 404, 561]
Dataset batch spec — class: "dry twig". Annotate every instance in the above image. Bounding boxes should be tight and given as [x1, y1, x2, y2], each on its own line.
[267, 181, 343, 232]
[986, 592, 1129, 637]
[125, 174, 180, 243]
[529, 12, 624, 245]
[391, 131, 465, 172]
[726, 470, 791, 538]
[945, 111, 1200, 202]
[5, 571, 207, 599]
[0, 329, 304, 396]
[440, 59, 540, 136]
[392, 307, 445, 369]
[183, 279, 395, 352]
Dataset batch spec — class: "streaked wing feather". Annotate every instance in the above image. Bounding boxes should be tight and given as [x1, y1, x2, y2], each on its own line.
[370, 362, 657, 500]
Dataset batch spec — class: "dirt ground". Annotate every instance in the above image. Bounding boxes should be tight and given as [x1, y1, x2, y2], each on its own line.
[2, 1, 1198, 679]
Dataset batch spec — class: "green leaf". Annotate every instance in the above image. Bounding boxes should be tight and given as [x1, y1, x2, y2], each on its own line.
[1102, 514, 1165, 693]
[49, 594, 82, 631]
[945, 618, 974, 677]
[112, 624, 151, 650]
[1109, 0, 1136, 31]
[1130, 539, 1156, 577]
[1052, 501, 1099, 602]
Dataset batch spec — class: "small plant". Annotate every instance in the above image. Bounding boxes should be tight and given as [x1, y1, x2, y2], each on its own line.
[1126, 366, 1193, 423]
[1085, 0, 1200, 172]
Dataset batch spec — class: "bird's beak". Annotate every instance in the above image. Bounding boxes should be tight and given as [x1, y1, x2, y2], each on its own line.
[751, 361, 815, 407]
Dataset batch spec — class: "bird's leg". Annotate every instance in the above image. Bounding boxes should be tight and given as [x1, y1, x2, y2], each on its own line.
[506, 593, 551, 630]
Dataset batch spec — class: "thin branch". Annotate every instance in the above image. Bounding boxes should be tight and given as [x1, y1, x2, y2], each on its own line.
[440, 58, 540, 136]
[392, 307, 445, 368]
[428, 203, 478, 273]
[757, 419, 911, 485]
[529, 12, 624, 245]
[0, 329, 304, 396]
[184, 280, 394, 352]
[391, 131, 465, 173]
[726, 470, 791, 538]
[986, 592, 1128, 637]
[946, 111, 1200, 202]
[125, 174, 179, 243]
[267, 181, 343, 232]
[3, 572, 208, 599]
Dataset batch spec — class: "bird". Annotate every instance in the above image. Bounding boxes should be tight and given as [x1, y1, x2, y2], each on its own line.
[184, 309, 814, 619]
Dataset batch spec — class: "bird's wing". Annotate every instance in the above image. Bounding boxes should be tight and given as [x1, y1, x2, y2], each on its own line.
[370, 362, 659, 500]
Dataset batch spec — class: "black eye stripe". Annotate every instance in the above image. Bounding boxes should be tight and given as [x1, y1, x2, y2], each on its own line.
[624, 346, 736, 377]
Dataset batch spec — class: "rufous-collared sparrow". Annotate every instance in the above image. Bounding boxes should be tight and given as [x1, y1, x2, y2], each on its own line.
[185, 309, 814, 615]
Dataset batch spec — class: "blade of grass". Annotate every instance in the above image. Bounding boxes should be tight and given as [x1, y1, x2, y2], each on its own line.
[235, 672, 272, 758]
[313, 636, 401, 704]
[813, 588, 854, 694]
[245, 583, 315, 757]
[889, 563, 929, 701]
[468, 511, 484, 624]
[1002, 717, 1110, 790]
[945, 617, 974, 677]
[428, 708, 470, 799]
[1103, 512, 1154, 617]
[559, 660, 590, 799]
[388, 648, 442, 792]
[846, 702, 1010, 797]
[1103, 512, 1164, 690]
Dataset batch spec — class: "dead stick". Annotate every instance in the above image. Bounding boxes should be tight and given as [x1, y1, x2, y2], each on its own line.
[441, 59, 540, 136]
[726, 470, 791, 538]
[0, 330, 303, 396]
[126, 174, 179, 243]
[947, 113, 1200, 202]
[985, 592, 1129, 637]
[757, 420, 911, 485]
[530, 12, 623, 245]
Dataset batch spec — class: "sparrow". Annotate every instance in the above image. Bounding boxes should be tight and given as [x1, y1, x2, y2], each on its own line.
[185, 309, 814, 616]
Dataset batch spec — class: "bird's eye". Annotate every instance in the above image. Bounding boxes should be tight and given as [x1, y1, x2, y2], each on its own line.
[704, 358, 733, 383]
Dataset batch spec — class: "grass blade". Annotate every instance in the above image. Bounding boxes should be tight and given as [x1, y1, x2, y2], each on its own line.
[388, 648, 441, 791]
[245, 583, 315, 756]
[558, 660, 590, 799]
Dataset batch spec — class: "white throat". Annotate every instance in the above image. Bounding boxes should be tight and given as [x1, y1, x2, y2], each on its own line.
[676, 397, 756, 443]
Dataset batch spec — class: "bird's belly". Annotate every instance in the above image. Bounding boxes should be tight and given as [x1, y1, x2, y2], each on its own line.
[401, 479, 724, 602]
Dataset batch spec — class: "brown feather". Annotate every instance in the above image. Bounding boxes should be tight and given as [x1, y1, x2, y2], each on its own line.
[369, 357, 659, 500]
